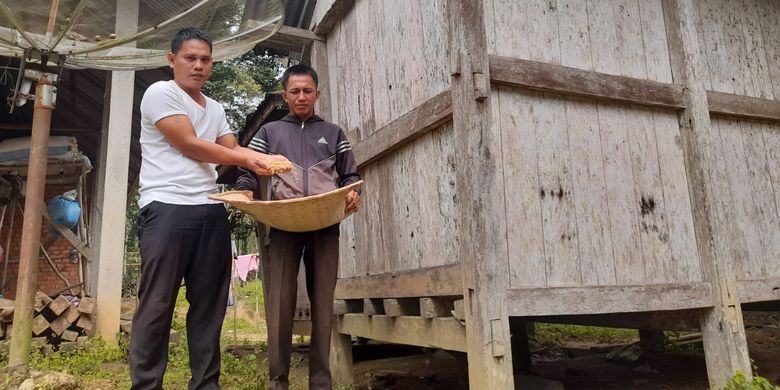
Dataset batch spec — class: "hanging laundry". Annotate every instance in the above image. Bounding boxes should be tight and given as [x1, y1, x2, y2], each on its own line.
[233, 254, 259, 282]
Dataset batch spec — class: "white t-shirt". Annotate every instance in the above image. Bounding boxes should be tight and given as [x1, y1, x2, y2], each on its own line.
[138, 80, 232, 208]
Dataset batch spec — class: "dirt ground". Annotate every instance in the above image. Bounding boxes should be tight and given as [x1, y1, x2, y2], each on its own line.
[121, 298, 780, 389]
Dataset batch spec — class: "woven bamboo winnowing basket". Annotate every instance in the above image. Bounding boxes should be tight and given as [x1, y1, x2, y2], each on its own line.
[209, 180, 363, 232]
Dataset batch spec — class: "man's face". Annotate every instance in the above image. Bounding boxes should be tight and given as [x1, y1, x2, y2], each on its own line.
[282, 74, 320, 119]
[167, 39, 212, 92]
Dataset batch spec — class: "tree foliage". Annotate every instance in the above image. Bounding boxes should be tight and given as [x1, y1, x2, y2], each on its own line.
[202, 48, 283, 132]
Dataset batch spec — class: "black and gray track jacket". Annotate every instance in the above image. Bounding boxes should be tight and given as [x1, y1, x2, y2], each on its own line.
[235, 114, 361, 201]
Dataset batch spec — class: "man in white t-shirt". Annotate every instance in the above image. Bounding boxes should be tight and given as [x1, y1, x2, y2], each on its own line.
[129, 28, 290, 390]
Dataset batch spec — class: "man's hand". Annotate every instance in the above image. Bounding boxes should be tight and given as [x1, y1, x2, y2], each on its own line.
[345, 190, 361, 213]
[244, 152, 292, 176]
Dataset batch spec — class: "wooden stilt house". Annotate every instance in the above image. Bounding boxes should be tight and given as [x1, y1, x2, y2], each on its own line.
[300, 0, 780, 388]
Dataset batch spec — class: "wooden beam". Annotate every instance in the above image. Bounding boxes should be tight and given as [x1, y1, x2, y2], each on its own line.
[41, 208, 93, 262]
[353, 90, 452, 168]
[334, 264, 462, 299]
[707, 91, 780, 122]
[310, 0, 354, 36]
[662, 1, 752, 386]
[533, 309, 701, 332]
[736, 278, 780, 304]
[489, 55, 686, 109]
[448, 0, 514, 387]
[335, 313, 467, 352]
[506, 283, 714, 317]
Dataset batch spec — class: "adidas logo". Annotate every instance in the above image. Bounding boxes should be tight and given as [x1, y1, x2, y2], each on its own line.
[317, 137, 328, 145]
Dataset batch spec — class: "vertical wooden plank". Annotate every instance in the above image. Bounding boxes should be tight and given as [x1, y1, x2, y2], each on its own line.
[369, 0, 390, 129]
[705, 118, 750, 280]
[499, 87, 546, 288]
[587, 0, 621, 75]
[696, 0, 736, 94]
[362, 164, 386, 275]
[625, 108, 674, 283]
[639, 0, 674, 83]
[527, 0, 561, 64]
[535, 93, 580, 286]
[415, 132, 441, 269]
[690, 0, 714, 89]
[653, 112, 701, 282]
[566, 98, 616, 286]
[739, 0, 775, 100]
[330, 326, 354, 385]
[434, 123, 460, 266]
[722, 0, 756, 97]
[376, 161, 396, 274]
[558, 0, 593, 70]
[328, 20, 347, 128]
[341, 6, 362, 138]
[662, 1, 752, 386]
[403, 0, 427, 109]
[491, 0, 530, 59]
[757, 0, 780, 99]
[614, 0, 648, 79]
[310, 41, 333, 122]
[421, 0, 451, 95]
[448, 0, 514, 387]
[353, 0, 376, 135]
[759, 120, 780, 277]
[742, 120, 780, 278]
[339, 216, 356, 279]
[715, 117, 766, 278]
[383, 3, 409, 123]
[598, 103, 645, 284]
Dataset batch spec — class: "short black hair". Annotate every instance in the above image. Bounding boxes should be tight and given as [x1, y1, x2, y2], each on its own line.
[281, 64, 318, 89]
[171, 28, 212, 54]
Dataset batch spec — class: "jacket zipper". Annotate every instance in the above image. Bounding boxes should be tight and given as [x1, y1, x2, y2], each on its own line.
[300, 119, 309, 196]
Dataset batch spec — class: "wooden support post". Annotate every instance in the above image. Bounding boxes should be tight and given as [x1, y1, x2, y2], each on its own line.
[447, 0, 514, 388]
[330, 325, 354, 385]
[509, 318, 532, 372]
[638, 330, 665, 353]
[90, 0, 137, 342]
[662, 0, 752, 387]
[9, 74, 56, 367]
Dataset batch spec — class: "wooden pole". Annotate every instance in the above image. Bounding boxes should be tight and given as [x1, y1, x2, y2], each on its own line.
[9, 74, 56, 368]
[447, 0, 514, 388]
[662, 0, 752, 387]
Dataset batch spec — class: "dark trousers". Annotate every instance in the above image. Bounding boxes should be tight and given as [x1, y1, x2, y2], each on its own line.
[264, 228, 340, 390]
[129, 202, 232, 390]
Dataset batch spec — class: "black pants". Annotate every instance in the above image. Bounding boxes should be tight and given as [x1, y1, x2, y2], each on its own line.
[129, 202, 232, 390]
[264, 227, 340, 390]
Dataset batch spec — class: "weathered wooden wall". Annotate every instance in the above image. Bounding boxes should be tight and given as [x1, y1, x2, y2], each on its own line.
[486, 0, 673, 83]
[338, 125, 458, 278]
[708, 116, 780, 282]
[486, 0, 701, 287]
[695, 0, 780, 100]
[327, 0, 780, 294]
[328, 0, 455, 278]
[692, 0, 780, 285]
[495, 88, 700, 288]
[326, 0, 449, 139]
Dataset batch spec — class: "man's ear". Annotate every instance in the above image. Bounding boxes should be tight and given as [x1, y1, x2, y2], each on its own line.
[167, 52, 175, 68]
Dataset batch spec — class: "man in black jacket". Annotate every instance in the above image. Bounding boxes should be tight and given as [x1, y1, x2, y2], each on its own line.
[236, 64, 361, 390]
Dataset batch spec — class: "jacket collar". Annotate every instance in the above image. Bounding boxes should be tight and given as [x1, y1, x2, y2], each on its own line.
[280, 113, 324, 125]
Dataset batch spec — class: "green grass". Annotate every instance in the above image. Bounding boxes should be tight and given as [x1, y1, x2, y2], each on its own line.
[0, 280, 306, 389]
[534, 323, 639, 347]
